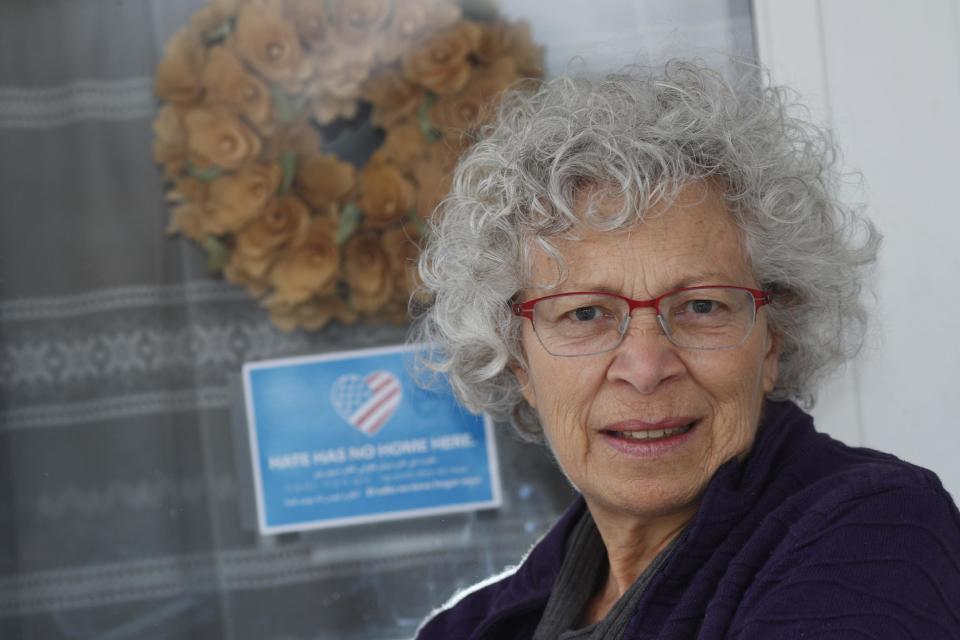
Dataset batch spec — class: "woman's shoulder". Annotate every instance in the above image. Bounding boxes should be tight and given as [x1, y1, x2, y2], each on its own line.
[727, 466, 960, 638]
[748, 400, 954, 514]
[723, 408, 960, 638]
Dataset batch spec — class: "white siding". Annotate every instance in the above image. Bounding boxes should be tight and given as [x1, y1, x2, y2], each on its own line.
[754, 0, 960, 499]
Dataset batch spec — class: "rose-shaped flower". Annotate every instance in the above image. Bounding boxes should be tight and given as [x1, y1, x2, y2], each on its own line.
[294, 154, 356, 209]
[378, 0, 461, 64]
[373, 119, 429, 172]
[167, 202, 209, 244]
[153, 105, 188, 178]
[476, 20, 545, 78]
[268, 294, 357, 331]
[402, 21, 481, 95]
[168, 176, 209, 207]
[412, 145, 456, 219]
[327, 0, 392, 60]
[287, 0, 373, 93]
[203, 46, 276, 136]
[232, 194, 311, 278]
[382, 226, 422, 299]
[343, 231, 394, 312]
[233, 2, 312, 91]
[268, 216, 339, 304]
[308, 92, 359, 125]
[429, 56, 516, 139]
[184, 106, 262, 171]
[165, 177, 211, 241]
[362, 68, 425, 127]
[224, 257, 272, 297]
[154, 26, 206, 106]
[284, 0, 334, 56]
[316, 54, 375, 101]
[205, 163, 283, 234]
[262, 121, 321, 162]
[358, 162, 415, 227]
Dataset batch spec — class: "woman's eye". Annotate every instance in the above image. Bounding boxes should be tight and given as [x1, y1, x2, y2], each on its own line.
[688, 299, 718, 314]
[571, 306, 602, 321]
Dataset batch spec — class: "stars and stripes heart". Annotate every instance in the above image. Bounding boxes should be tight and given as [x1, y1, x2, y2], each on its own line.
[330, 370, 402, 436]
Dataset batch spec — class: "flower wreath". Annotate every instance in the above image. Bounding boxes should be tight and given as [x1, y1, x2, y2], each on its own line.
[152, 0, 543, 330]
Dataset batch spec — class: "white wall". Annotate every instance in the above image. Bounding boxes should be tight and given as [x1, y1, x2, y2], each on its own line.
[754, 0, 960, 499]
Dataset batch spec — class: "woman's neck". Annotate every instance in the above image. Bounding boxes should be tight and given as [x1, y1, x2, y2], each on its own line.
[581, 500, 696, 623]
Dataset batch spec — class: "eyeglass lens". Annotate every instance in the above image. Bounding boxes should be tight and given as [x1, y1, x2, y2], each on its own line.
[531, 287, 758, 356]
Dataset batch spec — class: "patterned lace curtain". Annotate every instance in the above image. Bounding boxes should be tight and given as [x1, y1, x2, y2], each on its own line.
[0, 1, 753, 638]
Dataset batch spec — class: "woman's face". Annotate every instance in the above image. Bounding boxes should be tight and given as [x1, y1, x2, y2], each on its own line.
[513, 184, 780, 526]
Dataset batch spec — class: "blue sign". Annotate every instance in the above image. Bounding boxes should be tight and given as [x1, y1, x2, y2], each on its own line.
[242, 344, 501, 533]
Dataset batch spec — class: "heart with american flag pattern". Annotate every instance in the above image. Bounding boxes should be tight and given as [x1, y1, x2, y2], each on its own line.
[330, 370, 402, 436]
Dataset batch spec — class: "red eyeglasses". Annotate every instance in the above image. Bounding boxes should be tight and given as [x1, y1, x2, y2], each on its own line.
[511, 285, 775, 356]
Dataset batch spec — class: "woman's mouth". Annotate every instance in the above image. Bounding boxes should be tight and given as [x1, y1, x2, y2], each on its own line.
[615, 422, 695, 440]
[600, 419, 699, 457]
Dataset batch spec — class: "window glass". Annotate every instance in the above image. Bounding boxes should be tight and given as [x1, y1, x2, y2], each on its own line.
[0, 1, 753, 637]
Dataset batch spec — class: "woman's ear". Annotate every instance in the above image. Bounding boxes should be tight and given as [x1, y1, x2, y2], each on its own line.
[762, 330, 781, 394]
[511, 363, 537, 410]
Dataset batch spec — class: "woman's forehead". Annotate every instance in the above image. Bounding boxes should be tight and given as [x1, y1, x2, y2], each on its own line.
[523, 186, 752, 293]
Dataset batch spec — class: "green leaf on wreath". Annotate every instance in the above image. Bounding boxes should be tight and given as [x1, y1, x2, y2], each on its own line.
[188, 162, 224, 182]
[204, 235, 231, 273]
[279, 150, 297, 194]
[202, 18, 235, 45]
[271, 87, 309, 124]
[337, 203, 362, 245]
[417, 93, 442, 142]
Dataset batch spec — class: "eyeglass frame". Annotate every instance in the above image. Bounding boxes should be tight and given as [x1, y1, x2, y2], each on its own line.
[510, 285, 776, 355]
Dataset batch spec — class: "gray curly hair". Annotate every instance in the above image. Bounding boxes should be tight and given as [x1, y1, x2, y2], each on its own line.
[414, 59, 880, 441]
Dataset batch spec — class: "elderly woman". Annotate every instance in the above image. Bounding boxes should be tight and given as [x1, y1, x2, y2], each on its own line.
[412, 61, 960, 639]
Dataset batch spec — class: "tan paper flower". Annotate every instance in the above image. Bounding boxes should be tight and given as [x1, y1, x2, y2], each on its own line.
[168, 176, 210, 206]
[413, 145, 456, 219]
[231, 194, 311, 278]
[362, 67, 425, 127]
[268, 294, 358, 331]
[429, 56, 516, 139]
[152, 105, 189, 178]
[294, 154, 356, 209]
[154, 26, 206, 106]
[268, 216, 340, 304]
[205, 163, 283, 233]
[308, 92, 359, 125]
[378, 0, 461, 64]
[327, 0, 392, 58]
[476, 19, 544, 78]
[203, 46, 276, 135]
[476, 20, 544, 78]
[288, 0, 376, 96]
[167, 202, 209, 244]
[233, 2, 312, 90]
[402, 21, 481, 94]
[343, 231, 394, 312]
[358, 162, 415, 227]
[184, 106, 262, 171]
[284, 0, 335, 57]
[374, 119, 429, 171]
[262, 121, 321, 162]
[165, 177, 211, 241]
[382, 226, 422, 299]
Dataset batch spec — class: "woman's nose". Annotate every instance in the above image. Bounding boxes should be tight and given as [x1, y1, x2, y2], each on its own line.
[606, 313, 685, 394]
